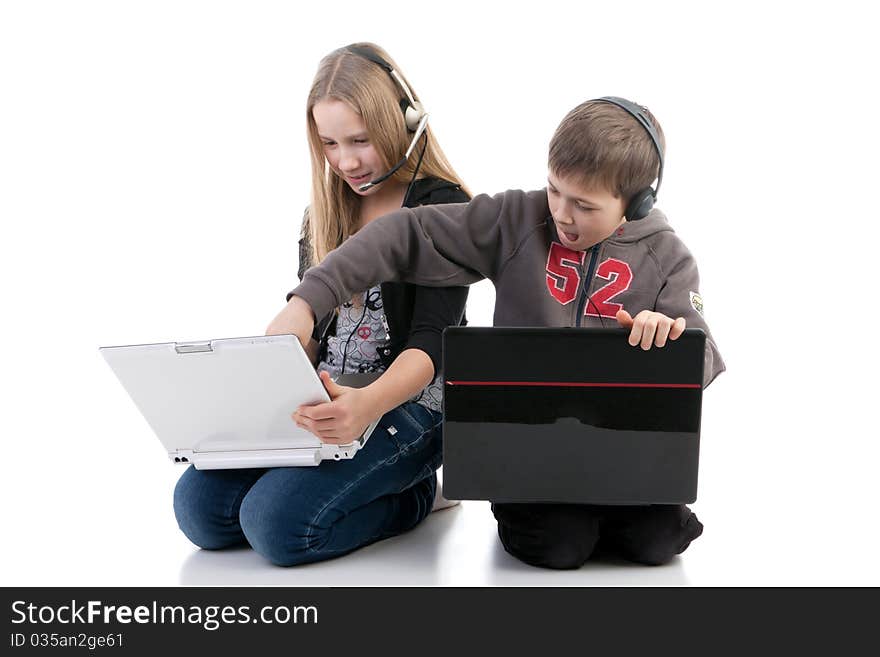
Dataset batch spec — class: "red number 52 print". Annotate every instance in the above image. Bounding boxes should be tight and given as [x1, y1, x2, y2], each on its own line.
[545, 243, 633, 318]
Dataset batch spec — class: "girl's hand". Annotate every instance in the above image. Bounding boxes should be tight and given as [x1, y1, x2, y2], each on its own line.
[616, 309, 686, 350]
[293, 371, 377, 444]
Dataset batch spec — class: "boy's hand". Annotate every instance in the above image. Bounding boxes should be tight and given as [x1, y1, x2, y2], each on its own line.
[292, 371, 375, 444]
[616, 309, 686, 350]
[266, 295, 315, 348]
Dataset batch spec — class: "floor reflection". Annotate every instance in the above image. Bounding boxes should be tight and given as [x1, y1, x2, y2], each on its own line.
[178, 503, 690, 587]
[179, 507, 459, 586]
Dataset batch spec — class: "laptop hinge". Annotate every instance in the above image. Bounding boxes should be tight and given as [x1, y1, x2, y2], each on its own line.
[174, 341, 213, 354]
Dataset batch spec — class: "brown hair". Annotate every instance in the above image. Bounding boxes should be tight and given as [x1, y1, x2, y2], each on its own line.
[305, 42, 469, 264]
[548, 99, 665, 201]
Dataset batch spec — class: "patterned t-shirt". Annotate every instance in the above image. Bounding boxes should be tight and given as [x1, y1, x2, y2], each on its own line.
[316, 286, 443, 413]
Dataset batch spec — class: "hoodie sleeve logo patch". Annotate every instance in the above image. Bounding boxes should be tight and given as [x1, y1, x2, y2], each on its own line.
[545, 243, 586, 305]
[689, 291, 704, 316]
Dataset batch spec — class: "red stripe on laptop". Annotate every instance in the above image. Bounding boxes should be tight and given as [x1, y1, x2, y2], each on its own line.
[445, 381, 701, 389]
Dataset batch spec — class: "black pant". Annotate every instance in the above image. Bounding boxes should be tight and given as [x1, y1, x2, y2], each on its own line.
[492, 502, 703, 570]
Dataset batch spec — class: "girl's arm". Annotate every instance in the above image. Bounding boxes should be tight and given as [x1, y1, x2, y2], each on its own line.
[360, 348, 434, 416]
[293, 348, 434, 444]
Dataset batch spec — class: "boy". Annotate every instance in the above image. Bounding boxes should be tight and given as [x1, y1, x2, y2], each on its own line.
[269, 97, 725, 569]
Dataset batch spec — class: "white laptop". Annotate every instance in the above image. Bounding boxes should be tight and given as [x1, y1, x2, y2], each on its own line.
[100, 334, 380, 469]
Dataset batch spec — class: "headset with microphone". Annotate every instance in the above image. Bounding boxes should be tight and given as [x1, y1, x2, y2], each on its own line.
[592, 96, 665, 221]
[344, 45, 430, 192]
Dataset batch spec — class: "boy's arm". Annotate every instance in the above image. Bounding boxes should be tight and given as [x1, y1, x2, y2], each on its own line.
[289, 190, 545, 323]
[651, 237, 726, 388]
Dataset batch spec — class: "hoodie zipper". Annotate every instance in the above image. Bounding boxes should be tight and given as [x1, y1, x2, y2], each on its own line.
[575, 244, 601, 327]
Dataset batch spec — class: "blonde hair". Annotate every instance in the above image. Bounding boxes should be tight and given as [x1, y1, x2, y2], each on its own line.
[305, 42, 469, 264]
[548, 99, 665, 202]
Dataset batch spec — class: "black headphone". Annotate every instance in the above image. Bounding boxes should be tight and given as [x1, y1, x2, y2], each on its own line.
[592, 96, 664, 221]
[344, 45, 430, 192]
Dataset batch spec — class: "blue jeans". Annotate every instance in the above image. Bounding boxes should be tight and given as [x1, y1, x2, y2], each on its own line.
[173, 402, 442, 566]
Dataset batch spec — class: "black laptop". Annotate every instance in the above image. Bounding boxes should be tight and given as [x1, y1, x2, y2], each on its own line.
[441, 327, 705, 505]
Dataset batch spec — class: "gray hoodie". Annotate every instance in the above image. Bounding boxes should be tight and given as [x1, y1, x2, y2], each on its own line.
[291, 189, 725, 387]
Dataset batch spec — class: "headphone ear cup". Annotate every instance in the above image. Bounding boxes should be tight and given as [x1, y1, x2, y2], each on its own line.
[403, 101, 425, 132]
[625, 189, 655, 221]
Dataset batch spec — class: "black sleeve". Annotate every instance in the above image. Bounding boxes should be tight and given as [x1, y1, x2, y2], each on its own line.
[404, 284, 469, 377]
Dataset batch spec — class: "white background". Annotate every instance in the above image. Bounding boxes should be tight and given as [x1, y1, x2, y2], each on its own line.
[1, 0, 878, 586]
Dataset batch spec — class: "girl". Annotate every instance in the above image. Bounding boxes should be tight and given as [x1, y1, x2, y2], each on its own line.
[173, 43, 470, 566]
